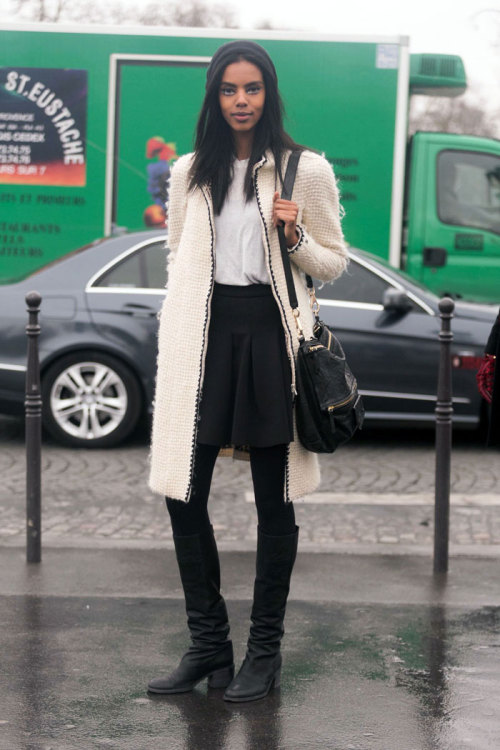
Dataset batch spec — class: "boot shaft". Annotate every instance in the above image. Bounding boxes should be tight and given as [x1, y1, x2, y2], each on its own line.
[173, 525, 231, 647]
[248, 526, 299, 648]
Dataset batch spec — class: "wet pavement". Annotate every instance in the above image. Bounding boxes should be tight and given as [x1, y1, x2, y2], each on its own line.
[1, 415, 500, 748]
[1, 548, 500, 750]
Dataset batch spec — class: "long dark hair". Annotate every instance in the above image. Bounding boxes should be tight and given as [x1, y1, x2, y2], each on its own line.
[189, 40, 303, 215]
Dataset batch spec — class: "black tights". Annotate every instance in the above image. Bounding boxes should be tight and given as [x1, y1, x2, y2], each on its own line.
[166, 443, 296, 537]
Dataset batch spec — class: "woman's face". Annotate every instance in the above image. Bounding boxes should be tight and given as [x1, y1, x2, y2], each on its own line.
[218, 59, 265, 137]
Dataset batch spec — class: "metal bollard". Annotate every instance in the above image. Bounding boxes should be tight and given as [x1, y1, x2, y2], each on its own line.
[433, 297, 455, 574]
[25, 291, 42, 564]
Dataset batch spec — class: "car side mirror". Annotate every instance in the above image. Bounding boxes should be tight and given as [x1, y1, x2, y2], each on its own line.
[382, 288, 412, 312]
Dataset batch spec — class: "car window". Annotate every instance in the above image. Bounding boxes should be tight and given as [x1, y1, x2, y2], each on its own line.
[316, 259, 389, 304]
[95, 242, 167, 289]
[437, 150, 500, 235]
[145, 242, 168, 289]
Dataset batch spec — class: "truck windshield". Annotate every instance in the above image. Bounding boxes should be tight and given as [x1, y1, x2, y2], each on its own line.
[437, 150, 500, 235]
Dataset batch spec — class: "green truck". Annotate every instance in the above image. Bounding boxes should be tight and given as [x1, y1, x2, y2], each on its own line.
[1, 24, 499, 301]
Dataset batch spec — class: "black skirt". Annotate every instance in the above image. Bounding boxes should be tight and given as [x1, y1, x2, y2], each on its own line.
[197, 283, 294, 447]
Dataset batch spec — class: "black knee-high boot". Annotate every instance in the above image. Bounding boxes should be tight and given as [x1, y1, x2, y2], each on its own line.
[148, 525, 234, 693]
[223, 525, 299, 702]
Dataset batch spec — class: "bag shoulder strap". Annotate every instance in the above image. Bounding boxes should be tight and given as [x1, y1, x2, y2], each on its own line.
[278, 151, 328, 341]
[278, 151, 301, 311]
[278, 151, 314, 317]
[281, 150, 301, 202]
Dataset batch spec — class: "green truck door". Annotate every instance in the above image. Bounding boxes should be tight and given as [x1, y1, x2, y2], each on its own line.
[406, 132, 500, 302]
[109, 57, 209, 235]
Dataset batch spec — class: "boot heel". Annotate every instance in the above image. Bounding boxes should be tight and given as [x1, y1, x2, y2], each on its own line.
[272, 666, 281, 689]
[208, 664, 234, 688]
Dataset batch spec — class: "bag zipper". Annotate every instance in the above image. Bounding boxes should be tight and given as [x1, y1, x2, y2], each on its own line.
[327, 390, 357, 412]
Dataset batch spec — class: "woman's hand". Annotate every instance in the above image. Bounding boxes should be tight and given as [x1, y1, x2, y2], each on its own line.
[273, 191, 299, 248]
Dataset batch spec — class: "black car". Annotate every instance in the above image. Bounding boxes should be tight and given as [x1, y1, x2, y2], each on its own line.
[0, 230, 496, 447]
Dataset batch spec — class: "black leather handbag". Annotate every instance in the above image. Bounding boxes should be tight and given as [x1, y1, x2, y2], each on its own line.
[278, 150, 364, 453]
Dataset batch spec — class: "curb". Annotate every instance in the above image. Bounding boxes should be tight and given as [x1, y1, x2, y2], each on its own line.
[2, 536, 500, 557]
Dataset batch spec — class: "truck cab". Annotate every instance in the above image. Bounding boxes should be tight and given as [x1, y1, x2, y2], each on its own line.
[402, 54, 500, 303]
[404, 131, 500, 302]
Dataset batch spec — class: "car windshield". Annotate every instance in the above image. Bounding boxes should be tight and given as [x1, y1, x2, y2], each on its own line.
[352, 249, 439, 298]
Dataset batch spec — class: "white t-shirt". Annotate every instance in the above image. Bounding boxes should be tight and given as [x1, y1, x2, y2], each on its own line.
[214, 158, 269, 285]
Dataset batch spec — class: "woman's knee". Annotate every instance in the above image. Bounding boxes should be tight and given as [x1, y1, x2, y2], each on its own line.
[250, 444, 296, 535]
[165, 442, 219, 536]
[256, 501, 296, 536]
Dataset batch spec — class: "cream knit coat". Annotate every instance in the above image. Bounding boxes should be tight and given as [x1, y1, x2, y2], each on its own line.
[149, 148, 348, 502]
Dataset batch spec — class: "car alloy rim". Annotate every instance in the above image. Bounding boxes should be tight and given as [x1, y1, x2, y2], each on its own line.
[49, 362, 128, 440]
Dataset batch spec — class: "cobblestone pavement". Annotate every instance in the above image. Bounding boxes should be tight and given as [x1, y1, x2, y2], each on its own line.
[1, 416, 499, 553]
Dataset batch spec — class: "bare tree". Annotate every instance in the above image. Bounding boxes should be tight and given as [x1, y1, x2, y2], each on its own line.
[253, 19, 279, 30]
[472, 8, 500, 48]
[4, 0, 238, 26]
[409, 93, 500, 140]
[170, 0, 237, 28]
[8, 0, 69, 21]
[136, 1, 237, 28]
[64, 1, 136, 25]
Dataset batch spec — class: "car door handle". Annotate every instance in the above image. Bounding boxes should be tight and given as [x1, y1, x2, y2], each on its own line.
[121, 303, 157, 318]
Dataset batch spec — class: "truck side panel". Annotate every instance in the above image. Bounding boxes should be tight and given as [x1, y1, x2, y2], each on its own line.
[0, 26, 403, 281]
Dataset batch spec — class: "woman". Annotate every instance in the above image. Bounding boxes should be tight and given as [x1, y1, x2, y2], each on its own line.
[148, 40, 348, 702]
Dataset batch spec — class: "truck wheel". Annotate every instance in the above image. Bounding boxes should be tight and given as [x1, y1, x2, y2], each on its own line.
[42, 351, 142, 448]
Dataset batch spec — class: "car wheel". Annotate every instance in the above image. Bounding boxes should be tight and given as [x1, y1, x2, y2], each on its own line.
[42, 351, 142, 448]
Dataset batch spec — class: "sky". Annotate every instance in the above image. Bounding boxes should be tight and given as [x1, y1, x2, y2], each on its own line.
[232, 0, 500, 101]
